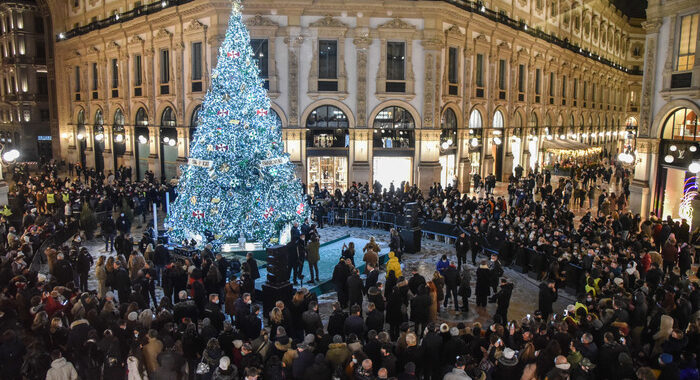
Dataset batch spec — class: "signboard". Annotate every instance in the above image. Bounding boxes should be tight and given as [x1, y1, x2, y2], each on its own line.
[188, 158, 214, 168]
[260, 157, 288, 167]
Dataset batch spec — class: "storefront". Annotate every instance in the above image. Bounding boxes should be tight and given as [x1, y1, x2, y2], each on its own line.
[76, 110, 87, 168]
[373, 106, 415, 189]
[467, 109, 482, 176]
[653, 107, 699, 222]
[527, 112, 539, 171]
[134, 107, 149, 181]
[160, 107, 179, 181]
[439, 108, 458, 188]
[113, 109, 126, 170]
[305, 105, 349, 193]
[93, 110, 105, 173]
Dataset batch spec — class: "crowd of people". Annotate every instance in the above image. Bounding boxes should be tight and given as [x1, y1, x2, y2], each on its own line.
[0, 160, 698, 380]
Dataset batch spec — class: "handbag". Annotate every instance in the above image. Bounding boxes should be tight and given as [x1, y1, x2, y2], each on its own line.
[195, 361, 210, 375]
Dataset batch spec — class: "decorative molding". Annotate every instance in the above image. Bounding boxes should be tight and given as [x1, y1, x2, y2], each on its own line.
[377, 17, 415, 30]
[184, 19, 207, 33]
[641, 20, 661, 34]
[154, 28, 173, 40]
[129, 35, 144, 44]
[88, 46, 99, 54]
[309, 15, 348, 28]
[247, 14, 279, 27]
[106, 41, 120, 49]
[475, 34, 488, 43]
[638, 36, 656, 137]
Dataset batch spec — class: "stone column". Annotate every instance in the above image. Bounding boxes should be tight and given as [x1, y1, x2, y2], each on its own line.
[629, 137, 658, 217]
[352, 34, 371, 185]
[102, 125, 115, 174]
[417, 129, 442, 193]
[416, 39, 442, 193]
[122, 125, 135, 169]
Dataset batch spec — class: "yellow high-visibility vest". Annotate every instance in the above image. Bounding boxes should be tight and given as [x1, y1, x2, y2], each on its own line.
[46, 193, 55, 204]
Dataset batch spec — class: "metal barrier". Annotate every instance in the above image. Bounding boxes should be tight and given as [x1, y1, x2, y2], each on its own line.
[29, 220, 80, 273]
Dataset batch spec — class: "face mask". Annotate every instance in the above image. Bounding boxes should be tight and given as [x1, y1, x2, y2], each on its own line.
[352, 358, 358, 364]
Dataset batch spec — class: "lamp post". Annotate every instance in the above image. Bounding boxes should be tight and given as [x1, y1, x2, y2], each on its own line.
[0, 142, 20, 206]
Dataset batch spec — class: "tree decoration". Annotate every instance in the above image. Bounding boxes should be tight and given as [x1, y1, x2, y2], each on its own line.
[165, 0, 308, 248]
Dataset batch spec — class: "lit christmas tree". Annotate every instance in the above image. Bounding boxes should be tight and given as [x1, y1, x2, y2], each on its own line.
[166, 0, 308, 248]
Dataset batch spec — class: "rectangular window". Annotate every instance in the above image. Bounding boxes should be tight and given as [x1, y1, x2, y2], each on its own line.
[475, 54, 484, 87]
[36, 40, 45, 60]
[448, 47, 458, 95]
[191, 42, 202, 81]
[592, 83, 596, 102]
[111, 58, 118, 88]
[37, 73, 48, 95]
[160, 49, 170, 84]
[318, 40, 338, 91]
[91, 62, 98, 91]
[74, 66, 80, 92]
[134, 54, 142, 87]
[386, 41, 406, 92]
[498, 59, 506, 90]
[34, 16, 43, 33]
[518, 64, 525, 93]
[535, 69, 541, 95]
[677, 13, 699, 71]
[561, 75, 567, 98]
[448, 47, 458, 84]
[573, 78, 578, 99]
[549, 72, 555, 97]
[251, 39, 268, 79]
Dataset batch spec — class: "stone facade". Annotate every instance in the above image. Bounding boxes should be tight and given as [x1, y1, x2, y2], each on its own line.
[47, 0, 643, 192]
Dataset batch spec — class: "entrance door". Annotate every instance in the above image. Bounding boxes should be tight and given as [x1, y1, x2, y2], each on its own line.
[439, 154, 456, 188]
[373, 156, 412, 190]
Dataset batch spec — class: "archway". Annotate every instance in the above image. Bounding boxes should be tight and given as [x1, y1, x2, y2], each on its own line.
[305, 104, 350, 194]
[440, 108, 458, 188]
[76, 109, 87, 169]
[160, 106, 178, 181]
[93, 109, 105, 174]
[372, 105, 416, 190]
[468, 109, 483, 177]
[492, 110, 505, 179]
[113, 109, 126, 173]
[134, 107, 150, 180]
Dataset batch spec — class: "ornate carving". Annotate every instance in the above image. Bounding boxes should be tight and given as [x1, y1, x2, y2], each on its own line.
[423, 53, 435, 127]
[184, 19, 207, 33]
[107, 41, 120, 49]
[356, 49, 368, 126]
[154, 28, 173, 40]
[129, 35, 144, 44]
[288, 46, 299, 125]
[73, 50, 81, 56]
[638, 36, 656, 137]
[353, 35, 372, 49]
[641, 20, 661, 34]
[88, 46, 99, 54]
[475, 34, 488, 43]
[247, 14, 279, 27]
[309, 15, 348, 28]
[377, 17, 415, 30]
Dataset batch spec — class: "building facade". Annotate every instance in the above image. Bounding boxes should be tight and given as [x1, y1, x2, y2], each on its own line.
[629, 0, 700, 223]
[48, 0, 643, 193]
[0, 0, 57, 163]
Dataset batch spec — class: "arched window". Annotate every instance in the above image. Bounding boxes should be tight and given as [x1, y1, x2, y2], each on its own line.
[190, 105, 201, 127]
[161, 106, 176, 127]
[135, 107, 148, 126]
[469, 109, 482, 129]
[373, 106, 415, 149]
[306, 105, 349, 148]
[270, 108, 282, 128]
[492, 110, 504, 129]
[94, 109, 104, 138]
[113, 109, 125, 142]
[529, 112, 538, 128]
[440, 108, 457, 149]
[661, 108, 698, 141]
[94, 109, 103, 126]
[77, 109, 85, 126]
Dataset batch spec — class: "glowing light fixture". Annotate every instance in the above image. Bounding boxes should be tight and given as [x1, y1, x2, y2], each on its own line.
[664, 155, 674, 163]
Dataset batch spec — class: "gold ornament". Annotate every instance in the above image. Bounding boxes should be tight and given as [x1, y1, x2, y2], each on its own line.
[231, 119, 240, 125]
[190, 196, 197, 205]
[210, 207, 219, 215]
[206, 144, 214, 151]
[219, 163, 230, 172]
[212, 197, 221, 204]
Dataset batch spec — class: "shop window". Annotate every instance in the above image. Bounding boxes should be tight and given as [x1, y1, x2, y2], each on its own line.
[441, 108, 458, 150]
[661, 108, 699, 141]
[135, 107, 148, 126]
[373, 106, 415, 149]
[308, 157, 347, 193]
[161, 107, 176, 127]
[306, 105, 349, 148]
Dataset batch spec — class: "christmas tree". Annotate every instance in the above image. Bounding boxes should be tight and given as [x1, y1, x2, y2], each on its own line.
[166, 0, 309, 248]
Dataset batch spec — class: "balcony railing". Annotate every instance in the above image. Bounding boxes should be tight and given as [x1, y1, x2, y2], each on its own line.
[56, 0, 642, 75]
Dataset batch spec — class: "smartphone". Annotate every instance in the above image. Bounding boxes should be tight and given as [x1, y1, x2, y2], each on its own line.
[526, 314, 531, 321]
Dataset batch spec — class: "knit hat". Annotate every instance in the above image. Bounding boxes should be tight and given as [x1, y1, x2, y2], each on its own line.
[498, 348, 519, 366]
[333, 335, 343, 344]
[219, 356, 230, 370]
[233, 340, 243, 349]
[450, 327, 459, 337]
[127, 311, 138, 321]
[613, 277, 624, 287]
[440, 323, 449, 333]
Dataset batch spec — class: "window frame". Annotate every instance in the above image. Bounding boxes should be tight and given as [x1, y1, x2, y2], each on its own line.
[386, 41, 406, 92]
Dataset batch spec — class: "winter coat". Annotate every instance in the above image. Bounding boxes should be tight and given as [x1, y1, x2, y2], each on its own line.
[538, 283, 558, 315]
[325, 342, 352, 370]
[46, 358, 78, 380]
[95, 264, 107, 298]
[127, 356, 147, 380]
[327, 310, 347, 338]
[344, 315, 365, 338]
[653, 314, 674, 356]
[362, 250, 378, 269]
[142, 336, 164, 373]
[347, 273, 364, 308]
[224, 281, 240, 316]
[292, 350, 316, 380]
[307, 240, 320, 264]
[475, 267, 491, 299]
[443, 367, 472, 380]
[386, 251, 402, 278]
[212, 366, 237, 380]
[410, 292, 431, 324]
[302, 310, 323, 335]
[304, 353, 331, 380]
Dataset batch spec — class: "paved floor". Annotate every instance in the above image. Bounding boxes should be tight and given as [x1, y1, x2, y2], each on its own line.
[75, 175, 625, 327]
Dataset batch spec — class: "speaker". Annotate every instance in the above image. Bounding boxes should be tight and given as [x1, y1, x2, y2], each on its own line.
[265, 244, 289, 285]
[400, 227, 422, 253]
[403, 202, 420, 228]
[262, 282, 293, 316]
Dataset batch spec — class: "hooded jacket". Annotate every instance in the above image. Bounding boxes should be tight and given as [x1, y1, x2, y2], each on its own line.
[46, 357, 78, 380]
[386, 252, 402, 278]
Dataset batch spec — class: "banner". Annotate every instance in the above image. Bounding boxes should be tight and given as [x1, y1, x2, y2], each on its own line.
[260, 157, 288, 167]
[188, 158, 214, 168]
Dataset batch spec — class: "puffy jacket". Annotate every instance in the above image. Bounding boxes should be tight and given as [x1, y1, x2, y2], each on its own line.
[386, 252, 402, 278]
[46, 358, 78, 380]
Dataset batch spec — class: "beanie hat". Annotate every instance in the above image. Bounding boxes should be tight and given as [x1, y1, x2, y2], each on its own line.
[450, 327, 459, 336]
[127, 311, 138, 321]
[440, 323, 449, 333]
[219, 356, 230, 370]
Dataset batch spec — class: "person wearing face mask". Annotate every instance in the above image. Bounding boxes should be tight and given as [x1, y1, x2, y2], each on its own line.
[203, 294, 225, 332]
